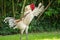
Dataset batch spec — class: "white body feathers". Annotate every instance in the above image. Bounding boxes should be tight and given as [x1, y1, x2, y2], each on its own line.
[4, 3, 44, 34]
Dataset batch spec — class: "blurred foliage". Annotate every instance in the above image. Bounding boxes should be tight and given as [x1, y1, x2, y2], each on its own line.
[0, 0, 60, 35]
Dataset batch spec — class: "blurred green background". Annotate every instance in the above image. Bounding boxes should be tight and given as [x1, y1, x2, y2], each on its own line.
[0, 0, 60, 35]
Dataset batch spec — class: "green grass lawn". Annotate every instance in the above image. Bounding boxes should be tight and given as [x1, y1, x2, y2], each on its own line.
[0, 32, 60, 40]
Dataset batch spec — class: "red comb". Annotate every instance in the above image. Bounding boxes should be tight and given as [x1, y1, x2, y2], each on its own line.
[30, 3, 35, 11]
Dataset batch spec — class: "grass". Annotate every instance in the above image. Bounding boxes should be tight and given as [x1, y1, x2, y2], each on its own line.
[0, 32, 60, 40]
